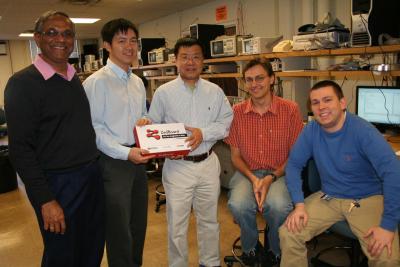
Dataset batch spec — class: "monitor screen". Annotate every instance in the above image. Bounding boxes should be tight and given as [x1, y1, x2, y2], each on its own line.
[356, 86, 400, 130]
[352, 0, 371, 15]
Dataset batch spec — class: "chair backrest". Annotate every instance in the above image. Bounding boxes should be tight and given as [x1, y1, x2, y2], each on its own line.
[0, 108, 5, 125]
[304, 159, 321, 194]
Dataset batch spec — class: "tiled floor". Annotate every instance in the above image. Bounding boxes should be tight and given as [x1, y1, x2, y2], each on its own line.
[0, 176, 246, 267]
[0, 176, 356, 267]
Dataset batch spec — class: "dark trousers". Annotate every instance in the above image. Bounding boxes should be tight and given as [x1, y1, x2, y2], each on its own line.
[29, 159, 105, 267]
[99, 153, 148, 267]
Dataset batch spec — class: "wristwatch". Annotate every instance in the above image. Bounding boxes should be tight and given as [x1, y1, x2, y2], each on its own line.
[270, 173, 278, 182]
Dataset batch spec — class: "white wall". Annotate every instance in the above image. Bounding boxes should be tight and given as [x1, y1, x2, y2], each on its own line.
[0, 40, 31, 106]
[138, 0, 352, 47]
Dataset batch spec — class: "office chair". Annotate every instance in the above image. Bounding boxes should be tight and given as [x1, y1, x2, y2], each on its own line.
[224, 224, 270, 267]
[155, 182, 166, 212]
[0, 146, 18, 194]
[304, 159, 367, 267]
[145, 158, 166, 212]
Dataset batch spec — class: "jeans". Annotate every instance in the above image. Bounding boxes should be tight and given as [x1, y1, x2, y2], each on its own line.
[228, 170, 293, 256]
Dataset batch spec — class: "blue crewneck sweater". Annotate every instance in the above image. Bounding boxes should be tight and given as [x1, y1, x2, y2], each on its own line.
[286, 112, 400, 231]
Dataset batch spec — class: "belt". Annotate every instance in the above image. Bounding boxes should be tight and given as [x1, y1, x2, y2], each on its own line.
[122, 144, 136, 148]
[183, 149, 213, 163]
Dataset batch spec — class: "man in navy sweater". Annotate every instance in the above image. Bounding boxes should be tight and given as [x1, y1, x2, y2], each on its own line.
[279, 80, 400, 267]
[4, 11, 104, 267]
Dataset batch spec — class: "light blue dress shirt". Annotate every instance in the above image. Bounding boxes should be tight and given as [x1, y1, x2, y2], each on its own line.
[148, 75, 233, 156]
[83, 59, 147, 160]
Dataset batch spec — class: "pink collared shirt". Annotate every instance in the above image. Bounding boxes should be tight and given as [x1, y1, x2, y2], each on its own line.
[33, 55, 76, 81]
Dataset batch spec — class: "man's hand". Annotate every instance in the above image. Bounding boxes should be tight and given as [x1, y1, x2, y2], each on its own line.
[136, 118, 152, 126]
[128, 147, 155, 164]
[364, 226, 395, 258]
[41, 200, 66, 234]
[253, 176, 273, 212]
[167, 155, 184, 160]
[185, 126, 203, 152]
[284, 204, 308, 233]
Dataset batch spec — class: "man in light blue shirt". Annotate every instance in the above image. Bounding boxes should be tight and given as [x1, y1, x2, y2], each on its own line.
[84, 18, 154, 267]
[148, 37, 233, 267]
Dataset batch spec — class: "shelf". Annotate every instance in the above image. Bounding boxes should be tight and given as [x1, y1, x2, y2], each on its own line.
[329, 44, 400, 55]
[330, 70, 400, 77]
[135, 45, 400, 82]
[146, 75, 176, 80]
[146, 73, 242, 80]
[133, 62, 175, 70]
[134, 44, 400, 69]
[276, 70, 330, 77]
[201, 73, 242, 78]
[145, 70, 400, 80]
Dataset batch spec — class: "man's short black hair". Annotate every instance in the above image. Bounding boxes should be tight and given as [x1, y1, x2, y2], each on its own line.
[101, 18, 139, 44]
[310, 80, 344, 99]
[174, 37, 204, 57]
[307, 80, 345, 111]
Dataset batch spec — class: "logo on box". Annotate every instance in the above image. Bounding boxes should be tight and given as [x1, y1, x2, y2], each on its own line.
[146, 129, 160, 140]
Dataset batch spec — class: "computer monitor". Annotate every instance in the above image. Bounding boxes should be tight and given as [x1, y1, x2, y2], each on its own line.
[356, 86, 400, 134]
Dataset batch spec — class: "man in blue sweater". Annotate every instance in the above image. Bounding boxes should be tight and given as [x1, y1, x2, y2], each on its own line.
[279, 80, 400, 267]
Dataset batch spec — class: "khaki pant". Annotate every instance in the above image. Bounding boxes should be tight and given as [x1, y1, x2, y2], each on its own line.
[279, 192, 400, 267]
[162, 152, 221, 267]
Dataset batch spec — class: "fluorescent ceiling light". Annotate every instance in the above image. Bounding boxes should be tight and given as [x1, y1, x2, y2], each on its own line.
[19, 32, 34, 37]
[71, 18, 100, 24]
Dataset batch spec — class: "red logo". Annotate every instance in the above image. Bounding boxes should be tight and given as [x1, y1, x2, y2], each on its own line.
[146, 129, 160, 140]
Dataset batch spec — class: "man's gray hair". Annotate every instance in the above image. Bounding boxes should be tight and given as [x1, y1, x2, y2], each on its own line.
[34, 10, 74, 33]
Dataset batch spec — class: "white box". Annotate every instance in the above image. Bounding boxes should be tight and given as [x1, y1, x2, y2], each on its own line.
[292, 31, 350, 51]
[134, 123, 190, 158]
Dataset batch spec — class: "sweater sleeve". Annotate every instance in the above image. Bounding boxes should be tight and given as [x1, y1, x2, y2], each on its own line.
[285, 124, 314, 204]
[359, 127, 400, 231]
[4, 74, 54, 206]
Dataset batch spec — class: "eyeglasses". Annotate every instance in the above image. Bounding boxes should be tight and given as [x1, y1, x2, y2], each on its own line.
[178, 54, 203, 63]
[41, 29, 75, 39]
[244, 75, 267, 84]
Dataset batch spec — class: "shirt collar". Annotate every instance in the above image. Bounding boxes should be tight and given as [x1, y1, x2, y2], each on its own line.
[33, 54, 76, 81]
[106, 58, 132, 80]
[244, 94, 278, 115]
[177, 75, 200, 91]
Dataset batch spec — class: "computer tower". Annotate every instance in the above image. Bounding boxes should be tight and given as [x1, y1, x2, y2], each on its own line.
[138, 38, 165, 65]
[351, 0, 400, 47]
[189, 24, 225, 59]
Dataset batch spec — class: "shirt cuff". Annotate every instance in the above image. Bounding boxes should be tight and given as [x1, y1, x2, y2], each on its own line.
[380, 217, 398, 232]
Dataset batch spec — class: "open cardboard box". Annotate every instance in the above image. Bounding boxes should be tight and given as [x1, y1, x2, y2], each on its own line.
[134, 123, 190, 158]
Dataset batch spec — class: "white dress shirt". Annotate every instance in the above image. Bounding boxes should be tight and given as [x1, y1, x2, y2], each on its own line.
[148, 75, 233, 156]
[84, 59, 147, 160]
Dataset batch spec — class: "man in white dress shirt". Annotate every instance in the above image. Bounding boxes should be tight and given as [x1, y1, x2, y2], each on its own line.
[84, 18, 154, 267]
[148, 37, 233, 267]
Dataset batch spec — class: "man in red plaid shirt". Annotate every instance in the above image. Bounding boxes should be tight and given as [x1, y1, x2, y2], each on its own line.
[224, 58, 303, 266]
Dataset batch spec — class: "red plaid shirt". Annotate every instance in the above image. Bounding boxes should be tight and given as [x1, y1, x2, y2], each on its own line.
[224, 95, 304, 170]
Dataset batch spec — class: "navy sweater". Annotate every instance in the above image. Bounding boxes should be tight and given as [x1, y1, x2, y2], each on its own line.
[4, 64, 99, 206]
